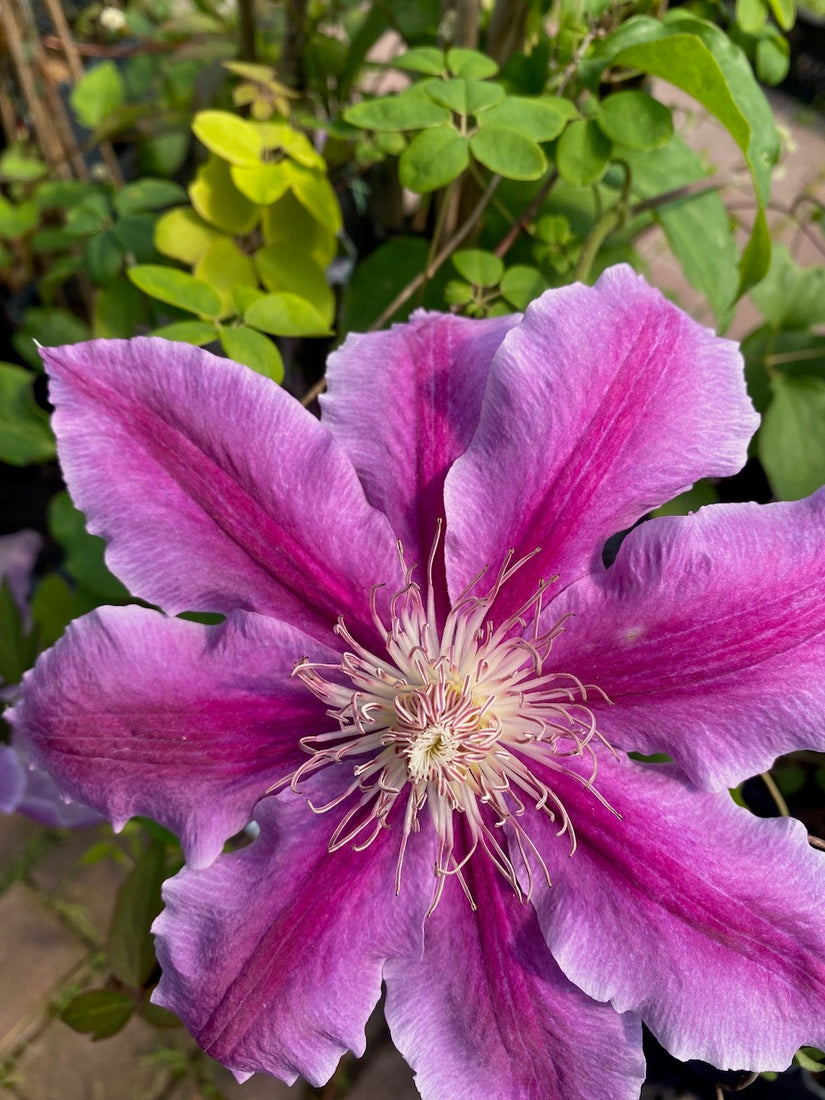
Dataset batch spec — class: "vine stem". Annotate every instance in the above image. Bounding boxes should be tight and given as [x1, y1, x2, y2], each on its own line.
[760, 771, 789, 817]
[301, 173, 502, 406]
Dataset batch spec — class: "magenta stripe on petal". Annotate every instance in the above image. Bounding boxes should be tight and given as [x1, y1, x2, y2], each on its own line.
[42, 338, 401, 645]
[323, 311, 518, 577]
[549, 490, 825, 789]
[444, 265, 758, 615]
[153, 780, 435, 1086]
[525, 755, 825, 1071]
[385, 837, 644, 1100]
[11, 606, 338, 867]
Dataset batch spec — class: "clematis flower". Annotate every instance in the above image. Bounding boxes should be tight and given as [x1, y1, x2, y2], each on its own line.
[12, 264, 825, 1097]
[0, 529, 99, 828]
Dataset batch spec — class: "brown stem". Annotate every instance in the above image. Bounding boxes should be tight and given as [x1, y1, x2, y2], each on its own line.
[237, 0, 256, 61]
[493, 171, 558, 259]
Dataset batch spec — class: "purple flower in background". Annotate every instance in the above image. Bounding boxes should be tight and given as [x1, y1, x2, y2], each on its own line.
[0, 530, 99, 829]
[12, 265, 825, 1097]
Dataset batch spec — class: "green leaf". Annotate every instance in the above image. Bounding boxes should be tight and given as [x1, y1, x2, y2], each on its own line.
[557, 119, 612, 185]
[595, 15, 778, 207]
[220, 325, 284, 382]
[112, 214, 161, 263]
[452, 249, 504, 287]
[0, 578, 38, 684]
[49, 492, 129, 602]
[61, 990, 135, 1041]
[736, 0, 768, 32]
[500, 265, 549, 309]
[256, 122, 325, 169]
[0, 363, 55, 465]
[232, 285, 265, 315]
[623, 135, 738, 326]
[66, 193, 111, 237]
[191, 109, 262, 165]
[0, 197, 38, 238]
[760, 374, 825, 499]
[426, 78, 505, 116]
[189, 155, 260, 236]
[154, 207, 220, 265]
[738, 204, 772, 296]
[596, 90, 673, 150]
[284, 162, 342, 234]
[751, 245, 825, 330]
[108, 841, 166, 987]
[152, 320, 217, 345]
[444, 279, 474, 306]
[94, 277, 146, 339]
[766, 0, 795, 30]
[33, 179, 98, 213]
[114, 179, 187, 216]
[84, 231, 123, 285]
[400, 127, 470, 193]
[29, 572, 78, 649]
[652, 480, 719, 517]
[469, 126, 546, 180]
[755, 29, 791, 86]
[446, 48, 499, 79]
[254, 246, 334, 325]
[344, 86, 451, 131]
[394, 47, 445, 75]
[245, 293, 332, 337]
[70, 62, 125, 129]
[128, 264, 222, 319]
[477, 96, 570, 142]
[230, 162, 290, 205]
[0, 145, 47, 182]
[261, 190, 337, 267]
[39, 256, 83, 305]
[194, 237, 257, 319]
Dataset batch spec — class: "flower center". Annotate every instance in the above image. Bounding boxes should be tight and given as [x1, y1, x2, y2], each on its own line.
[283, 534, 615, 910]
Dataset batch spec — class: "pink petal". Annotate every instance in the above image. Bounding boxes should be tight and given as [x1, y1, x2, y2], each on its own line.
[444, 265, 758, 615]
[0, 745, 26, 812]
[549, 490, 825, 789]
[43, 338, 402, 645]
[385, 846, 644, 1100]
[524, 755, 825, 1071]
[153, 782, 435, 1086]
[11, 605, 337, 867]
[322, 312, 518, 576]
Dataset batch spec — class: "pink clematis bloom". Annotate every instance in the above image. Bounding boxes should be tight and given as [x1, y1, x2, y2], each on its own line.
[12, 264, 825, 1097]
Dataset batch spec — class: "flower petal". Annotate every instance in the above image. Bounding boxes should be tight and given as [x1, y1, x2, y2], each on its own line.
[11, 605, 336, 867]
[525, 756, 825, 1071]
[42, 338, 401, 643]
[444, 265, 758, 611]
[0, 744, 26, 813]
[153, 783, 435, 1086]
[549, 491, 825, 789]
[385, 850, 644, 1100]
[322, 312, 518, 567]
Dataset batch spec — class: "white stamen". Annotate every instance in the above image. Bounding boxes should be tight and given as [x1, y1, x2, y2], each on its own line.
[281, 532, 617, 910]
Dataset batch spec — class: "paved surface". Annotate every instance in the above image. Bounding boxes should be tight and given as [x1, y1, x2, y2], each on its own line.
[2, 87, 824, 1100]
